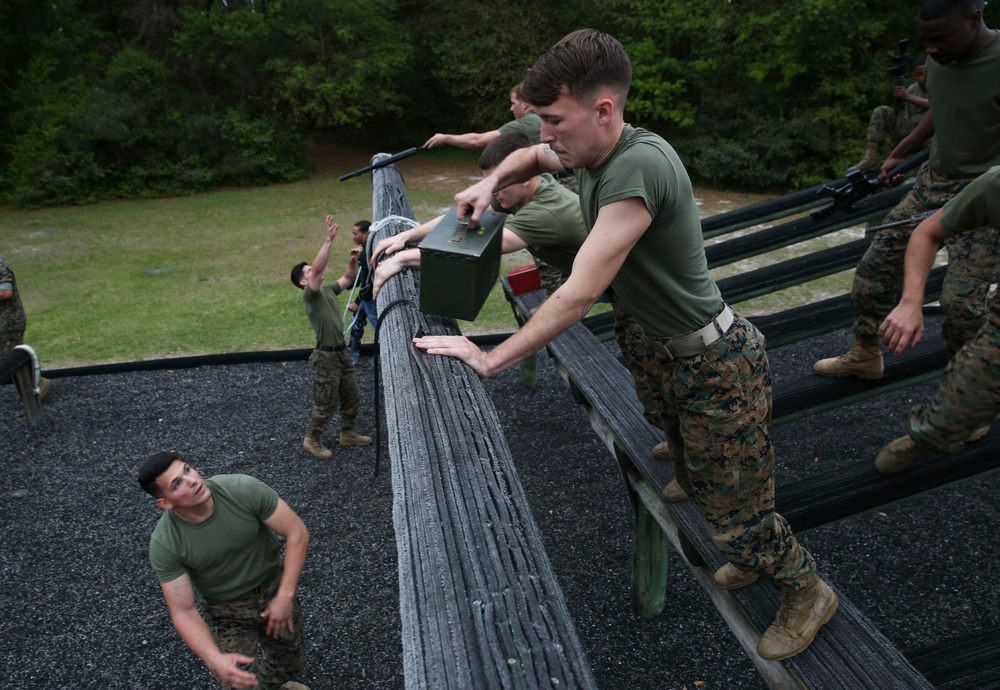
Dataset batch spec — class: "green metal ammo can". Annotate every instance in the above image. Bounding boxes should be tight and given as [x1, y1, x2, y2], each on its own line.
[417, 205, 505, 321]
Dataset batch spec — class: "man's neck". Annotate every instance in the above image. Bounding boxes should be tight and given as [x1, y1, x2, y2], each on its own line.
[967, 26, 998, 60]
[516, 177, 543, 211]
[172, 495, 215, 524]
[590, 120, 627, 169]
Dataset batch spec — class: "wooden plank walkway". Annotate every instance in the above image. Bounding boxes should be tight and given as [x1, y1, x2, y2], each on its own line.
[370, 158, 597, 690]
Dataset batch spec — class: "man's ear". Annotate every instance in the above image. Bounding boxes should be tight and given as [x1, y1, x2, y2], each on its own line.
[155, 497, 173, 512]
[595, 96, 615, 125]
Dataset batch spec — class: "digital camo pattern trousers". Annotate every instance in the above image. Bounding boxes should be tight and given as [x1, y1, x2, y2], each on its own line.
[910, 307, 1000, 453]
[306, 348, 359, 437]
[852, 162, 1000, 353]
[866, 105, 914, 146]
[636, 311, 817, 591]
[0, 328, 25, 358]
[612, 298, 665, 431]
[199, 574, 305, 690]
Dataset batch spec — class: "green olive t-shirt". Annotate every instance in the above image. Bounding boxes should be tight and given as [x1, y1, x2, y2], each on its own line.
[575, 125, 721, 337]
[926, 33, 1000, 176]
[149, 474, 281, 601]
[499, 112, 542, 144]
[303, 282, 345, 348]
[503, 174, 587, 275]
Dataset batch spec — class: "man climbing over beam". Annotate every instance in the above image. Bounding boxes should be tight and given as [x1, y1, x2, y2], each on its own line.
[876, 165, 1000, 473]
[413, 29, 836, 661]
[814, 0, 1000, 380]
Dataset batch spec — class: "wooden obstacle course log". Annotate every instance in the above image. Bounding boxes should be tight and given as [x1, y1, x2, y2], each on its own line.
[369, 155, 597, 690]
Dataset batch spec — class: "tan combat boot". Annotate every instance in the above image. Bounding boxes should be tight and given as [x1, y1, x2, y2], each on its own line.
[303, 433, 333, 459]
[813, 341, 884, 379]
[875, 434, 934, 475]
[967, 425, 991, 443]
[38, 377, 52, 400]
[850, 146, 881, 173]
[757, 577, 838, 661]
[339, 429, 372, 446]
[713, 562, 760, 590]
[653, 442, 693, 503]
[280, 683, 311, 690]
[661, 479, 692, 503]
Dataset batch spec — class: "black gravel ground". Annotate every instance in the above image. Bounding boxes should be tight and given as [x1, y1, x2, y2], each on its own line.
[3, 319, 999, 689]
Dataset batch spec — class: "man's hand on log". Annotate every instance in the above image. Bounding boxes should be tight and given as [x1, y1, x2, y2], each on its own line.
[412, 335, 491, 378]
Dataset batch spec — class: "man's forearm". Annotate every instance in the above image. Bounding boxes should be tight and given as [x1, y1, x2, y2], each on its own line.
[899, 217, 946, 307]
[482, 286, 592, 377]
[277, 531, 309, 600]
[171, 606, 224, 667]
[311, 239, 333, 276]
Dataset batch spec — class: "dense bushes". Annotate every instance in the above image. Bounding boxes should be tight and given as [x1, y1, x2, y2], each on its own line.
[1, 0, 982, 207]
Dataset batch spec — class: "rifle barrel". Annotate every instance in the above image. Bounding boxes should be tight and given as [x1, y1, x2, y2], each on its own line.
[339, 147, 420, 182]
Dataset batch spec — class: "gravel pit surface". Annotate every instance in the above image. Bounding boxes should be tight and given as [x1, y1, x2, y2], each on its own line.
[2, 319, 997, 689]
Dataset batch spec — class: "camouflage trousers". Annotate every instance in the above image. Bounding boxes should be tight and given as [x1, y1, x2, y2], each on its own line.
[553, 171, 578, 194]
[852, 162, 1000, 353]
[534, 259, 567, 295]
[634, 309, 816, 591]
[865, 105, 915, 146]
[306, 347, 360, 437]
[199, 572, 306, 690]
[612, 298, 664, 429]
[0, 328, 25, 358]
[910, 306, 1000, 453]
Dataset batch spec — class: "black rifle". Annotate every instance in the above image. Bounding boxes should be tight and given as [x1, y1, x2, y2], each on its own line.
[886, 39, 913, 115]
[339, 147, 421, 181]
[811, 147, 929, 222]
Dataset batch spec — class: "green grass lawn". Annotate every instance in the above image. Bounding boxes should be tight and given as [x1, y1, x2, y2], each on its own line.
[1, 145, 860, 368]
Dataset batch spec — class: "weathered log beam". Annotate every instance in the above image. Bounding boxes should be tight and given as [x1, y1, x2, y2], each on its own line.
[369, 154, 596, 690]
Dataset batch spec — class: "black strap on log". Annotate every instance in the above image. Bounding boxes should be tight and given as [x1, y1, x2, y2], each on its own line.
[371, 296, 416, 480]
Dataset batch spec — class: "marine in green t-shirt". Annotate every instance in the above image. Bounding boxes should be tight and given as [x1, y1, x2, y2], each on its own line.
[369, 133, 587, 297]
[291, 216, 371, 459]
[877, 164, 1000, 472]
[414, 30, 834, 663]
[815, 0, 1000, 377]
[139, 451, 311, 689]
[423, 84, 541, 149]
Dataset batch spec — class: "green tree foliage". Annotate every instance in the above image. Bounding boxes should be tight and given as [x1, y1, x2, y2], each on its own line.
[1, 0, 992, 205]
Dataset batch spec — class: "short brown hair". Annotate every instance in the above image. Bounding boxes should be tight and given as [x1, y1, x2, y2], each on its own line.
[479, 132, 533, 171]
[521, 29, 631, 108]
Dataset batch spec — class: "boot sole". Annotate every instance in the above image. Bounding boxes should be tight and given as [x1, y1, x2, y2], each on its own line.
[715, 573, 760, 590]
[759, 589, 839, 661]
[813, 368, 883, 380]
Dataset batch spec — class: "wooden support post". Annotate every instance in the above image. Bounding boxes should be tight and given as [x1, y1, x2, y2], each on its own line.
[631, 498, 668, 619]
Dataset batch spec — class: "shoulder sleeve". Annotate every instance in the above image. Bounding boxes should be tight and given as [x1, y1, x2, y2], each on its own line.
[599, 141, 679, 221]
[149, 520, 187, 584]
[940, 173, 993, 236]
[228, 474, 281, 521]
[0, 261, 13, 283]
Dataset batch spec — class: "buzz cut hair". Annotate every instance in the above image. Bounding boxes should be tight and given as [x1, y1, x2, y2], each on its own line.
[479, 132, 534, 172]
[920, 0, 984, 20]
[521, 29, 632, 109]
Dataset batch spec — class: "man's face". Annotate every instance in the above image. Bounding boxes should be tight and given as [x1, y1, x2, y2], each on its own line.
[350, 225, 368, 246]
[913, 64, 927, 88]
[486, 167, 531, 211]
[920, 10, 981, 65]
[154, 460, 212, 511]
[299, 265, 314, 287]
[509, 92, 530, 119]
[535, 90, 603, 169]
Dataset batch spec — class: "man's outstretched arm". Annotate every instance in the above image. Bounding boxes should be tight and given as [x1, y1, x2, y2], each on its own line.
[413, 197, 650, 377]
